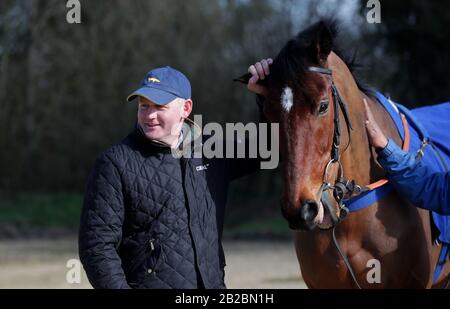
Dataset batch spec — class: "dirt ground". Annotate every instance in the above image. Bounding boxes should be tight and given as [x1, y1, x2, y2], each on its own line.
[0, 237, 307, 289]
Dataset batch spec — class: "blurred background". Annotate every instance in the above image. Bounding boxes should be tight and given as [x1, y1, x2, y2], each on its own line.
[0, 0, 449, 288]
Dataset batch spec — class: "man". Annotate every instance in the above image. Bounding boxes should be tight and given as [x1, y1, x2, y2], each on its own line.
[79, 61, 273, 289]
[363, 99, 449, 215]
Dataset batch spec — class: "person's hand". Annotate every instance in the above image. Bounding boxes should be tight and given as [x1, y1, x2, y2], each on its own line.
[363, 98, 388, 150]
[247, 58, 273, 97]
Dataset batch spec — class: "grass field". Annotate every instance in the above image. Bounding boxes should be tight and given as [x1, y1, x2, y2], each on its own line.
[0, 192, 82, 228]
[0, 192, 291, 240]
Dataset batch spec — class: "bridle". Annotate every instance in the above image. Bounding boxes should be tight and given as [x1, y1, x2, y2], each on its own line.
[307, 66, 366, 289]
[307, 66, 367, 228]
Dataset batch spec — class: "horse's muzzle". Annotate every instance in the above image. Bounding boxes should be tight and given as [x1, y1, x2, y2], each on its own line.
[281, 200, 319, 231]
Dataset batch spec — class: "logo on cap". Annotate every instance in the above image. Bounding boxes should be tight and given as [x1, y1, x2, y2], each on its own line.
[148, 77, 160, 83]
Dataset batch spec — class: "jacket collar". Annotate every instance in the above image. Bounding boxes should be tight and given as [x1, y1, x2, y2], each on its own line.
[130, 119, 202, 156]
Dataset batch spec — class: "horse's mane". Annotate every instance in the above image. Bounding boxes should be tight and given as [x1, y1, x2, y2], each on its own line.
[270, 19, 375, 97]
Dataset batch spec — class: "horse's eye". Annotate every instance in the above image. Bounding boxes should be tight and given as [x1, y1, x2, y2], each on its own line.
[319, 100, 329, 115]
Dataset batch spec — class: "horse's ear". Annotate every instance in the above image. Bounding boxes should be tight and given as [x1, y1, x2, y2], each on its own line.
[307, 21, 334, 64]
[233, 72, 252, 84]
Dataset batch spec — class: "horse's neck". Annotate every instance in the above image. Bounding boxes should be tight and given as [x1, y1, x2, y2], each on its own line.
[341, 92, 403, 186]
[340, 95, 376, 185]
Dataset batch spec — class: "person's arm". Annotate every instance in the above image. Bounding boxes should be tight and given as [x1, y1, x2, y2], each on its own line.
[228, 59, 280, 180]
[78, 153, 131, 289]
[363, 99, 450, 215]
[377, 139, 450, 215]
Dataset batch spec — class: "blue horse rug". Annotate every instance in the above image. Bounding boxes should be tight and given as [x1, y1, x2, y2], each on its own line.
[375, 92, 450, 283]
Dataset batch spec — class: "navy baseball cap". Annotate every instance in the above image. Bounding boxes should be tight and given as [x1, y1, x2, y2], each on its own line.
[127, 66, 191, 105]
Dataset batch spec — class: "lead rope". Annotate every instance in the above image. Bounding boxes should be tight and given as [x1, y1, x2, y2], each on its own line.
[329, 82, 363, 289]
[332, 226, 362, 289]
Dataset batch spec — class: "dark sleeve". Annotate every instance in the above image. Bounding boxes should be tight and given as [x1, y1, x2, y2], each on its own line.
[227, 95, 280, 180]
[78, 153, 131, 289]
[378, 139, 450, 215]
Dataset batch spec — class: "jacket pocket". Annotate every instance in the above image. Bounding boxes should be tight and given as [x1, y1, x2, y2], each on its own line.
[128, 238, 163, 274]
[144, 238, 164, 276]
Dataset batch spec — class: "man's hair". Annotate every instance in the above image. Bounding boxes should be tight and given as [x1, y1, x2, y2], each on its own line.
[175, 97, 187, 109]
[138, 96, 187, 109]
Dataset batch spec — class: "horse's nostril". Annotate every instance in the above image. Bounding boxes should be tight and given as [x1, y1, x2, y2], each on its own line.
[280, 199, 318, 230]
[300, 200, 319, 222]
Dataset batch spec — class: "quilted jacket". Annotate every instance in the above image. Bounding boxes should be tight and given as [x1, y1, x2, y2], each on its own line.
[78, 120, 263, 289]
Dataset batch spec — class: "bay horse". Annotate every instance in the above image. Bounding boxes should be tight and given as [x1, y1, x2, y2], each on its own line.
[239, 20, 450, 288]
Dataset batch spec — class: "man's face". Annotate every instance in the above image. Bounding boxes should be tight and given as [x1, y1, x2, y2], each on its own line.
[137, 96, 192, 146]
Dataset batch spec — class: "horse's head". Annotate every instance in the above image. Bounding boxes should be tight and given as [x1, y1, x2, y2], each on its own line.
[263, 21, 358, 231]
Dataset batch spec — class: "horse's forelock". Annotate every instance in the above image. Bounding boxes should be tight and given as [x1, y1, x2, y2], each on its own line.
[270, 20, 338, 98]
[270, 18, 373, 94]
